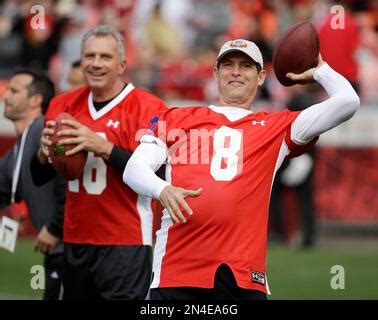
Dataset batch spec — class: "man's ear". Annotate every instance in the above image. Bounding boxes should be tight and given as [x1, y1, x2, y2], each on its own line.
[119, 59, 127, 75]
[257, 69, 266, 86]
[213, 66, 219, 80]
[29, 93, 43, 110]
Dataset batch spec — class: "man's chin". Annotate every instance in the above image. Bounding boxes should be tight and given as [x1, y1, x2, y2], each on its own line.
[87, 79, 105, 88]
[227, 91, 245, 100]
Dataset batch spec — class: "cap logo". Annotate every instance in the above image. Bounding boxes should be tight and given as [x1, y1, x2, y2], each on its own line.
[230, 40, 248, 48]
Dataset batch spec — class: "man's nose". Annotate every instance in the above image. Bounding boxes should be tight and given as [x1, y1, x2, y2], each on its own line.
[91, 56, 102, 67]
[4, 89, 11, 101]
[231, 65, 241, 76]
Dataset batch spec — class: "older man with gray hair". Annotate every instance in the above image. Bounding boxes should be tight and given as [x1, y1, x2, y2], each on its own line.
[32, 25, 167, 300]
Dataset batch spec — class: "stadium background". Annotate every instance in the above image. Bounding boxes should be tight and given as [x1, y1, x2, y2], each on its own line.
[0, 0, 377, 299]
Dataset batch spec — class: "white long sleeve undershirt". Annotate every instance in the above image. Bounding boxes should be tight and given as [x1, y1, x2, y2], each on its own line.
[123, 134, 169, 199]
[123, 64, 360, 199]
[291, 63, 360, 144]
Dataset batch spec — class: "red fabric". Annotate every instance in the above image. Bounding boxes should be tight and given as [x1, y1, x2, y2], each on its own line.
[314, 147, 378, 221]
[318, 12, 360, 82]
[157, 60, 213, 100]
[45, 85, 167, 245]
[151, 106, 316, 292]
[285, 124, 319, 159]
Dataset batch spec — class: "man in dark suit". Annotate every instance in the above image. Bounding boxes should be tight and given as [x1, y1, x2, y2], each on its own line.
[0, 68, 65, 299]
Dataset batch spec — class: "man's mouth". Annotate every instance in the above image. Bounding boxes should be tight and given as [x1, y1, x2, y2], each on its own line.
[88, 71, 106, 78]
[228, 81, 244, 87]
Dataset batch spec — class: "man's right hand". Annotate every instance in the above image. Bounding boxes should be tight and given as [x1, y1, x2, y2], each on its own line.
[34, 225, 60, 254]
[159, 185, 203, 223]
[38, 120, 55, 165]
[286, 53, 326, 84]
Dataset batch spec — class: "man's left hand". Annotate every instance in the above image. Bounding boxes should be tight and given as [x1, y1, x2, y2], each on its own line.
[159, 185, 203, 223]
[34, 226, 60, 254]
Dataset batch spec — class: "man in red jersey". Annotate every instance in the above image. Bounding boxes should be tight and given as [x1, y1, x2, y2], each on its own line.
[124, 39, 360, 300]
[32, 25, 167, 300]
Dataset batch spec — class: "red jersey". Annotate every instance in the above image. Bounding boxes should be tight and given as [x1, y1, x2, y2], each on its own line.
[149, 105, 317, 293]
[45, 84, 167, 245]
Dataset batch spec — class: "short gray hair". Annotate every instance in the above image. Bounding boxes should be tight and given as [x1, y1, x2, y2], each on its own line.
[81, 25, 125, 60]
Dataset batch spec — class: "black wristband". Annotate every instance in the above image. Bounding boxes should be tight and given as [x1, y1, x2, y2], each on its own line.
[107, 145, 132, 174]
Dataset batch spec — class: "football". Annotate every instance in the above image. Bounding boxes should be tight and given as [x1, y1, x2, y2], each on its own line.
[48, 112, 87, 180]
[273, 20, 320, 86]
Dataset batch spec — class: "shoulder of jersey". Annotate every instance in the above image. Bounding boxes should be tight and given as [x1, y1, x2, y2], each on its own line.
[52, 86, 90, 103]
[252, 110, 269, 119]
[162, 105, 207, 119]
[169, 105, 208, 113]
[254, 109, 295, 119]
[265, 108, 296, 121]
[132, 86, 164, 102]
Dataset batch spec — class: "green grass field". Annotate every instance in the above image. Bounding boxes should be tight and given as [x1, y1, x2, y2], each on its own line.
[0, 238, 377, 300]
[0, 238, 43, 300]
[267, 245, 378, 299]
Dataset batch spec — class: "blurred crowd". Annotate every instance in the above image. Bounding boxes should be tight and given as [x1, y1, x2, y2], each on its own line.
[0, 0, 377, 107]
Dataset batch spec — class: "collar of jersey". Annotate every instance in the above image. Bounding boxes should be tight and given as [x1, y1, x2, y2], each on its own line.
[88, 83, 135, 120]
[208, 105, 253, 122]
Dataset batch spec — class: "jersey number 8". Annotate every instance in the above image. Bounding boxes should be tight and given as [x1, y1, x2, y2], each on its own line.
[210, 126, 242, 181]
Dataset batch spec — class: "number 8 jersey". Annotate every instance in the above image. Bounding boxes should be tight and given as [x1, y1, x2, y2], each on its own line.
[147, 105, 317, 293]
[45, 84, 167, 245]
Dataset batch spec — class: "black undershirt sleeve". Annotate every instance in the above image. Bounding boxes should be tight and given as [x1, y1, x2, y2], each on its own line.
[107, 145, 132, 174]
[156, 164, 166, 181]
[107, 145, 165, 180]
[46, 174, 66, 238]
[30, 152, 57, 186]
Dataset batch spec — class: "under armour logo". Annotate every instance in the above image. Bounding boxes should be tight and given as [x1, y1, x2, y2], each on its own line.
[252, 120, 265, 126]
[107, 119, 120, 128]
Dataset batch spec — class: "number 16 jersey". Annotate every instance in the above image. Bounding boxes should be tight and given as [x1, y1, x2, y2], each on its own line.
[45, 84, 167, 246]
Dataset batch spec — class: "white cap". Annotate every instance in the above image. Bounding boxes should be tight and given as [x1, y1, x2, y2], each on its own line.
[216, 39, 263, 69]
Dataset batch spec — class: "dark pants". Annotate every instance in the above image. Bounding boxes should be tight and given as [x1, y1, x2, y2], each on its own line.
[295, 174, 315, 247]
[150, 264, 267, 300]
[269, 162, 315, 247]
[43, 252, 64, 300]
[62, 243, 152, 300]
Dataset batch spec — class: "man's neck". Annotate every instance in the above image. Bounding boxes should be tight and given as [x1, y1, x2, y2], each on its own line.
[217, 99, 252, 110]
[218, 90, 257, 109]
[91, 79, 126, 102]
[13, 115, 39, 136]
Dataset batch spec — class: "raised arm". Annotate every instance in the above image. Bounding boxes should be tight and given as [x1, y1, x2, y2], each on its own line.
[287, 55, 360, 144]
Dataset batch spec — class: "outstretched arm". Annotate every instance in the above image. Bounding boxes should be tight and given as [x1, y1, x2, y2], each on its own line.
[287, 55, 360, 144]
